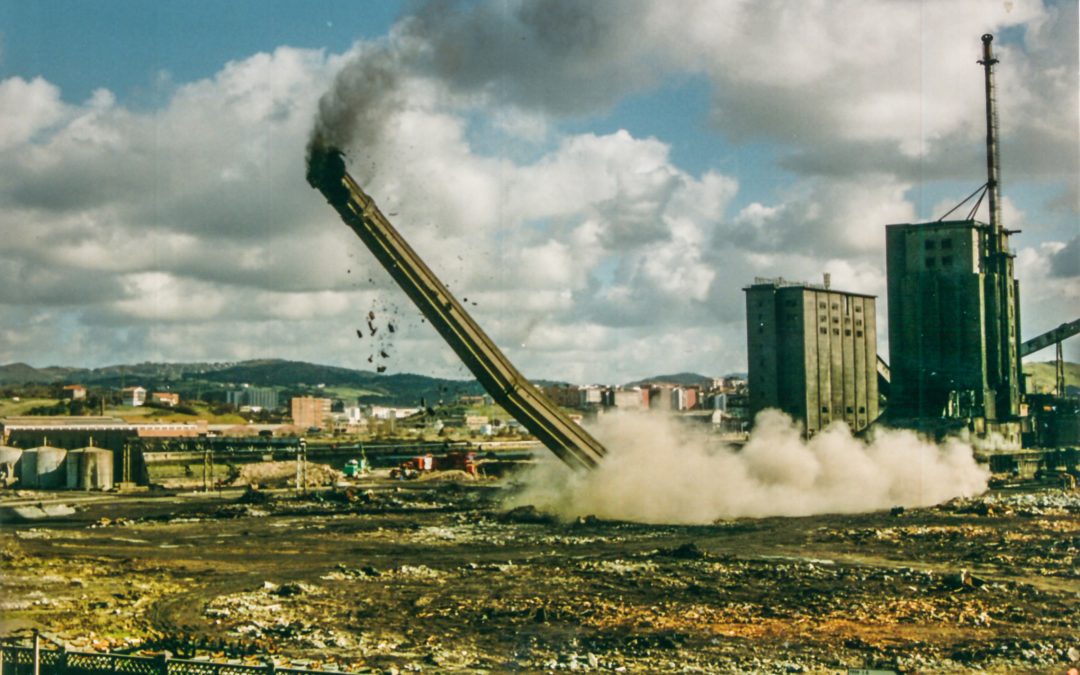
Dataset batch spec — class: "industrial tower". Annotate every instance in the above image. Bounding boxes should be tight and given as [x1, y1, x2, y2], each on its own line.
[745, 277, 879, 436]
[885, 35, 1022, 446]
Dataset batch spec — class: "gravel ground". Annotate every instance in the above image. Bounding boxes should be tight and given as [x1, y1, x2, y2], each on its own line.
[1, 478, 1078, 673]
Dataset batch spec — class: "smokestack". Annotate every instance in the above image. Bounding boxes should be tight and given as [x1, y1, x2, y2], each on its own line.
[979, 34, 1002, 231]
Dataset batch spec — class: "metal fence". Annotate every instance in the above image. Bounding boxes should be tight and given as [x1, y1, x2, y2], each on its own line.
[0, 645, 345, 675]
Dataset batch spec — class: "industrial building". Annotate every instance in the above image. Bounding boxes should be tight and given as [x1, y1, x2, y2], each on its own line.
[744, 277, 879, 436]
[885, 219, 1022, 446]
[882, 35, 1024, 448]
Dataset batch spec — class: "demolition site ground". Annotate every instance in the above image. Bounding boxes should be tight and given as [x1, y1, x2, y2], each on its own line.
[1, 474, 1078, 673]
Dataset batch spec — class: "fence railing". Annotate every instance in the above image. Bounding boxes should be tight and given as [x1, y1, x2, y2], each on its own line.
[0, 645, 348, 675]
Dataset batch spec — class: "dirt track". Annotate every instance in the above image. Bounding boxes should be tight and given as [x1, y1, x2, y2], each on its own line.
[1, 477, 1078, 673]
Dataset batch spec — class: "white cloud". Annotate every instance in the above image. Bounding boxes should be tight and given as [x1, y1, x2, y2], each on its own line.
[0, 2, 1076, 384]
[0, 77, 65, 149]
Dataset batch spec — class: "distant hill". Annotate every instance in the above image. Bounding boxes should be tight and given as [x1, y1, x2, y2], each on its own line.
[1022, 360, 1080, 395]
[0, 363, 86, 384]
[0, 359, 484, 407]
[623, 372, 716, 388]
[0, 359, 748, 407]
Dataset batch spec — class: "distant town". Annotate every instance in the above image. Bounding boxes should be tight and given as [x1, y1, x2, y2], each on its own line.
[0, 358, 750, 444]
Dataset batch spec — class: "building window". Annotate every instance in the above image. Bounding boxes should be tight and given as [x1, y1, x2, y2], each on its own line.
[820, 315, 827, 323]
[858, 406, 866, 414]
[925, 240, 936, 250]
[833, 317, 839, 324]
[821, 406, 829, 413]
[845, 329, 852, 336]
[832, 328, 839, 335]
[856, 330, 863, 338]
[855, 306, 862, 313]
[831, 303, 839, 310]
[819, 327, 827, 334]
[942, 255, 953, 266]
[926, 257, 936, 267]
[941, 238, 953, 249]
[846, 406, 853, 414]
[819, 302, 826, 309]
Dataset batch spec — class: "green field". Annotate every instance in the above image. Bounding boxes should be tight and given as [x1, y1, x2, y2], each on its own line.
[0, 397, 58, 418]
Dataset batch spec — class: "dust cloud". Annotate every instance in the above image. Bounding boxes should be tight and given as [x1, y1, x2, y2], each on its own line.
[507, 409, 989, 524]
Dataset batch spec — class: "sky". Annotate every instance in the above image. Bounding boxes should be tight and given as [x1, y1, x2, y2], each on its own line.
[0, 0, 1077, 384]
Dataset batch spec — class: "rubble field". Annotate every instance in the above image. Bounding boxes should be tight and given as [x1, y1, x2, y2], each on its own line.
[1, 478, 1078, 673]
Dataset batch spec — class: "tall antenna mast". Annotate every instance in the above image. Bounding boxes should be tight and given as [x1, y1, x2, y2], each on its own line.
[979, 33, 1002, 231]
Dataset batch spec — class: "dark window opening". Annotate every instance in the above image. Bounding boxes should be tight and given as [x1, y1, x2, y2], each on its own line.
[819, 327, 827, 335]
[845, 329, 852, 336]
[942, 255, 953, 266]
[858, 406, 866, 414]
[832, 328, 840, 335]
[925, 240, 936, 250]
[856, 330, 863, 338]
[926, 257, 936, 267]
[941, 238, 953, 249]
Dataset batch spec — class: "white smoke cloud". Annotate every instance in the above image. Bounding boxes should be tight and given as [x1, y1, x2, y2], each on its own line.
[507, 409, 989, 524]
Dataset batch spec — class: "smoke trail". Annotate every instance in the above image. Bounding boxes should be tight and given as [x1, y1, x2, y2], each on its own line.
[306, 1, 654, 169]
[306, 42, 413, 180]
[506, 409, 989, 524]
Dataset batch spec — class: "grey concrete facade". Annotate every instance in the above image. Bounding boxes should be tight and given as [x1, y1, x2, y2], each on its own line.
[745, 279, 879, 436]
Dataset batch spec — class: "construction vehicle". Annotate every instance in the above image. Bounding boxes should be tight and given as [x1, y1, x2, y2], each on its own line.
[307, 144, 607, 472]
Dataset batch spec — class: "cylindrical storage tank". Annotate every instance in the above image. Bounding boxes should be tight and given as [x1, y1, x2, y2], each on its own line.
[0, 445, 22, 483]
[81, 449, 114, 491]
[34, 446, 67, 489]
[65, 449, 86, 490]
